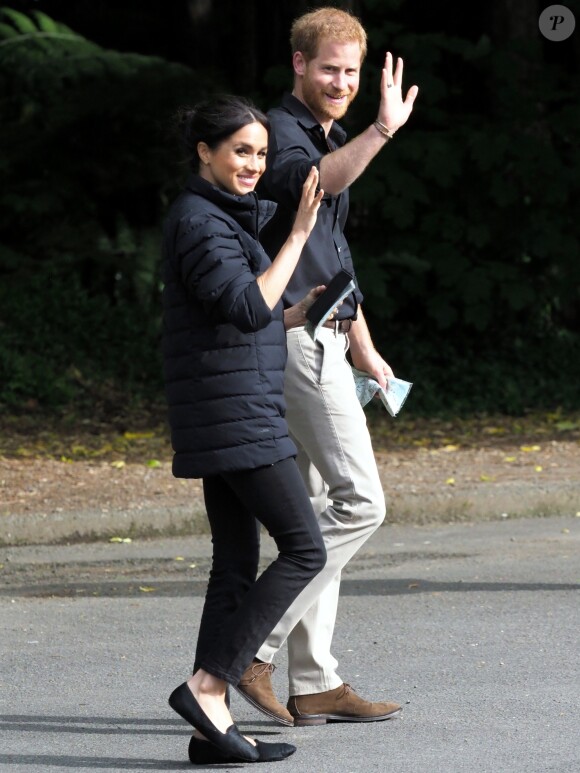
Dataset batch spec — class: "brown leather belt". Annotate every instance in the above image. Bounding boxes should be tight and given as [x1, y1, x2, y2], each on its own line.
[321, 319, 353, 333]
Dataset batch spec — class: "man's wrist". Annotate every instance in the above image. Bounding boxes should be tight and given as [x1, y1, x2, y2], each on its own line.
[373, 119, 396, 141]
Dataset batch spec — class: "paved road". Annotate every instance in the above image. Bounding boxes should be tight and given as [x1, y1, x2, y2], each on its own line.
[1, 515, 579, 772]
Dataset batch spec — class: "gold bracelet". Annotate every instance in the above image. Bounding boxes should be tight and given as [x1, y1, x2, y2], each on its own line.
[373, 120, 395, 140]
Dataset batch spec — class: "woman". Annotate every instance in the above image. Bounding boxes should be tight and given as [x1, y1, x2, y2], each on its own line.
[162, 95, 326, 764]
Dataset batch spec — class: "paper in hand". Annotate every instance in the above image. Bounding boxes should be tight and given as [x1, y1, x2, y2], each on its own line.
[351, 367, 413, 417]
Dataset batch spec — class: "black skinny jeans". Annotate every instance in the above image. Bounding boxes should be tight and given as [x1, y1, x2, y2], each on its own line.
[193, 457, 326, 685]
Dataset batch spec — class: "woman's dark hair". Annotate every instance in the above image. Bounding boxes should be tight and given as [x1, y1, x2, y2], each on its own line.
[176, 95, 270, 171]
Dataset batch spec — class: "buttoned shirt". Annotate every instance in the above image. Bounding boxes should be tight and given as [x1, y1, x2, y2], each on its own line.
[258, 93, 362, 319]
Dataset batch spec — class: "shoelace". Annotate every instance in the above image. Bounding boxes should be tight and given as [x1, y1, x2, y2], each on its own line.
[249, 661, 276, 681]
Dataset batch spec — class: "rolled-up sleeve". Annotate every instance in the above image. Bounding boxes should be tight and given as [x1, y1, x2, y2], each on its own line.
[262, 125, 324, 210]
[175, 215, 272, 333]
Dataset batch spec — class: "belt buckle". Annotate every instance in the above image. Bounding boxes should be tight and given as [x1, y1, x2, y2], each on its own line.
[327, 319, 351, 335]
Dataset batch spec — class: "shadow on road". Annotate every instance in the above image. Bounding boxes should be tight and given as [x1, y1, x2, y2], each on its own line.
[2, 577, 579, 598]
[1, 714, 285, 770]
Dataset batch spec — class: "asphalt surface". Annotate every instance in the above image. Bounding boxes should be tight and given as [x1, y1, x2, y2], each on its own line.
[1, 515, 579, 772]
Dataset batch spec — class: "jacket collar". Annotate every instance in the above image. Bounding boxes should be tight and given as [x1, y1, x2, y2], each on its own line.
[280, 92, 347, 147]
[185, 174, 276, 237]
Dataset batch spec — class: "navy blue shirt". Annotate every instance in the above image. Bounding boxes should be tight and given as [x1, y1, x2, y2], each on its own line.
[258, 93, 362, 319]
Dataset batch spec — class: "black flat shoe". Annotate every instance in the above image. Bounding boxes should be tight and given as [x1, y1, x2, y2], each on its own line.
[188, 735, 297, 765]
[169, 682, 259, 763]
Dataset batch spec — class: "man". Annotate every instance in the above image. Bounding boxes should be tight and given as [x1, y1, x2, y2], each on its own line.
[236, 6, 418, 727]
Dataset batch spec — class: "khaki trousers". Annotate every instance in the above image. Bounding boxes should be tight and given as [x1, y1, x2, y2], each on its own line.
[256, 327, 386, 695]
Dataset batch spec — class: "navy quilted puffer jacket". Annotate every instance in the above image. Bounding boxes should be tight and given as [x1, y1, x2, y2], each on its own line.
[161, 174, 296, 479]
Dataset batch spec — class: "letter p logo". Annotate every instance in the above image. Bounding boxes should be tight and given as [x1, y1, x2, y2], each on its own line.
[539, 5, 576, 40]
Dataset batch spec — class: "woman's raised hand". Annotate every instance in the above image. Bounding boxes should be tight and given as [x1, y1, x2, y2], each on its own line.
[292, 166, 324, 240]
[257, 168, 323, 310]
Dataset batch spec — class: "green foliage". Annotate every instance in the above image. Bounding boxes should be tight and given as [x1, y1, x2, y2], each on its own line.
[0, 268, 162, 407]
[342, 4, 580, 413]
[0, 8, 209, 409]
[362, 319, 580, 417]
[1, 3, 579, 416]
[350, 24, 580, 339]
[0, 6, 204, 282]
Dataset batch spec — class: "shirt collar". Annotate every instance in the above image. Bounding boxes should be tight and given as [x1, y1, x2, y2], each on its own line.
[280, 93, 347, 147]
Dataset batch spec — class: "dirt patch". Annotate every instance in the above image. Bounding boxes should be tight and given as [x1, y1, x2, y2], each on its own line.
[1, 409, 580, 544]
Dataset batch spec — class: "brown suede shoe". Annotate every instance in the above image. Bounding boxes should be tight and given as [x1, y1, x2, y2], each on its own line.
[235, 659, 294, 726]
[287, 683, 402, 726]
